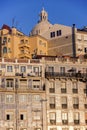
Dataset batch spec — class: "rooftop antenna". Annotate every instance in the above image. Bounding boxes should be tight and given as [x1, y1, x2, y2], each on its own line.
[15, 21, 18, 29]
[12, 17, 15, 27]
[42, 1, 45, 10]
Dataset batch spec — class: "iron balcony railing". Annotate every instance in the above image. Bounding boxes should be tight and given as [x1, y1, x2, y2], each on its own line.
[84, 104, 87, 109]
[62, 120, 68, 125]
[45, 72, 87, 79]
[74, 120, 80, 124]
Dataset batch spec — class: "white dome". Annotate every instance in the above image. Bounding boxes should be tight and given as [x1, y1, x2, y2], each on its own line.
[30, 21, 52, 36]
[30, 8, 53, 36]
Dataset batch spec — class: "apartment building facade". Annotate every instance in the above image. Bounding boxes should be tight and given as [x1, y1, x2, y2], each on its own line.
[0, 25, 48, 59]
[0, 58, 47, 130]
[44, 56, 87, 130]
[0, 57, 86, 130]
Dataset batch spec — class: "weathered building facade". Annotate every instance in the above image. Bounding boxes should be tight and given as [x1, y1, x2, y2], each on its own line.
[0, 58, 46, 130]
[0, 57, 87, 130]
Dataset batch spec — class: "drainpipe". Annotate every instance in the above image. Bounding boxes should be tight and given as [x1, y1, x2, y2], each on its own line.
[72, 24, 76, 57]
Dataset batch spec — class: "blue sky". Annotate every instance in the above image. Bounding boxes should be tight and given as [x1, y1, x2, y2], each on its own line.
[0, 0, 87, 35]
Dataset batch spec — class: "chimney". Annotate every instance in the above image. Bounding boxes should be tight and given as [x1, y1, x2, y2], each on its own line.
[72, 24, 76, 58]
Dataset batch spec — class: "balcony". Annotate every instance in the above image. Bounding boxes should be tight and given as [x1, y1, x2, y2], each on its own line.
[85, 120, 87, 124]
[50, 104, 55, 109]
[49, 88, 55, 93]
[84, 104, 87, 109]
[73, 104, 79, 109]
[84, 89, 87, 94]
[50, 120, 56, 125]
[19, 43, 30, 48]
[62, 104, 67, 109]
[18, 53, 30, 58]
[72, 89, 78, 93]
[74, 120, 80, 124]
[62, 120, 68, 125]
[61, 88, 67, 93]
[45, 72, 86, 79]
[27, 72, 41, 77]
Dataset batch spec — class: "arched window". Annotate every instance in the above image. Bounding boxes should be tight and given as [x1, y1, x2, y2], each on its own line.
[3, 47, 7, 53]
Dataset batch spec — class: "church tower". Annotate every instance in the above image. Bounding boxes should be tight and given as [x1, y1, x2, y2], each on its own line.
[39, 8, 48, 22]
[30, 8, 52, 36]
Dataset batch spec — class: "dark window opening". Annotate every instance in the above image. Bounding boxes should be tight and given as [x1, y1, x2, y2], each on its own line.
[50, 32, 55, 38]
[20, 114, 24, 120]
[6, 114, 10, 120]
[57, 30, 62, 36]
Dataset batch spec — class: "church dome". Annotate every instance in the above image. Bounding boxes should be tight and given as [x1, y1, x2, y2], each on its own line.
[30, 8, 53, 36]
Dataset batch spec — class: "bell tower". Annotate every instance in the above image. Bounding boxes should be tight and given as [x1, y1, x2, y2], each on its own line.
[39, 8, 48, 22]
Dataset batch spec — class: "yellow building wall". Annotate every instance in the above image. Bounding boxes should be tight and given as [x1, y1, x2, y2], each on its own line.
[0, 27, 48, 59]
[29, 35, 48, 58]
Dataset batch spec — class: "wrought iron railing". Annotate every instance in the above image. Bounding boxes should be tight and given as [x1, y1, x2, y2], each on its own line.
[45, 72, 87, 79]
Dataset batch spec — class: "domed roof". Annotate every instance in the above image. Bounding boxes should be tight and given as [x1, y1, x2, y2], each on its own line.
[30, 8, 53, 36]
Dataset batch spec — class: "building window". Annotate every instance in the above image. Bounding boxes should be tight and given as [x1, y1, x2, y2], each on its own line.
[61, 97, 67, 109]
[60, 67, 65, 74]
[1, 64, 6, 68]
[49, 82, 55, 93]
[20, 114, 24, 120]
[33, 95, 41, 102]
[6, 79, 14, 88]
[73, 97, 79, 109]
[48, 66, 54, 73]
[50, 32, 55, 38]
[25, 39, 28, 43]
[1, 78, 5, 87]
[61, 82, 66, 93]
[20, 39, 24, 44]
[49, 97, 55, 109]
[62, 112, 68, 125]
[8, 38, 11, 42]
[3, 37, 7, 43]
[56, 30, 62, 36]
[20, 79, 27, 87]
[7, 66, 13, 72]
[3, 47, 7, 53]
[33, 67, 39, 76]
[85, 112, 87, 124]
[6, 113, 14, 121]
[49, 112, 56, 125]
[74, 112, 80, 124]
[20, 66, 26, 73]
[72, 82, 78, 93]
[8, 48, 11, 53]
[84, 99, 87, 108]
[33, 80, 40, 90]
[19, 94, 27, 103]
[6, 94, 14, 103]
[6, 114, 10, 120]
[84, 48, 87, 53]
[33, 111, 41, 120]
[20, 113, 26, 120]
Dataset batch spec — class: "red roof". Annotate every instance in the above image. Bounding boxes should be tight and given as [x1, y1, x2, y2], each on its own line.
[1, 24, 11, 32]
